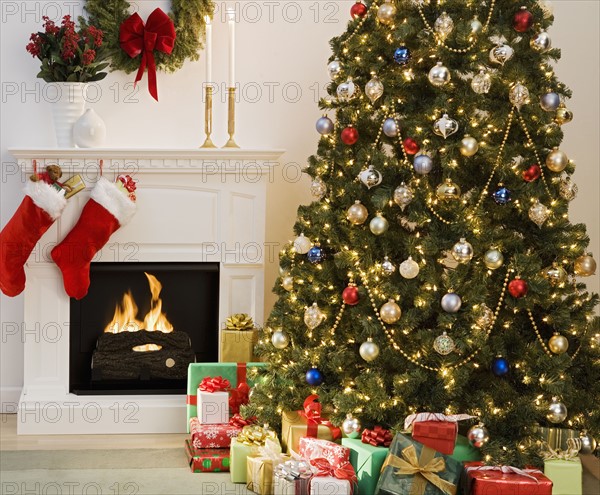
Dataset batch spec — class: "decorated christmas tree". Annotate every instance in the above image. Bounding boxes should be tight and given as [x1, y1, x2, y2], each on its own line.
[245, 0, 600, 466]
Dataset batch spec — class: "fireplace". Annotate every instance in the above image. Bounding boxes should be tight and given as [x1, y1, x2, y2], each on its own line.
[70, 262, 219, 395]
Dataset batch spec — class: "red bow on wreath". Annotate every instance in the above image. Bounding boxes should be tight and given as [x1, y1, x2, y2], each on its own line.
[119, 8, 176, 101]
[361, 426, 393, 447]
[198, 376, 230, 393]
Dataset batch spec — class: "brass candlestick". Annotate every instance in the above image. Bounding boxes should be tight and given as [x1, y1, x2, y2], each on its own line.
[223, 87, 239, 148]
[200, 84, 216, 148]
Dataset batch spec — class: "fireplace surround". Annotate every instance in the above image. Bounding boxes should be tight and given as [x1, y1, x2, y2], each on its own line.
[10, 147, 283, 434]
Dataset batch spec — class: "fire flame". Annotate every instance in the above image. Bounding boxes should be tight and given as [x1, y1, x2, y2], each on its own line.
[104, 272, 174, 334]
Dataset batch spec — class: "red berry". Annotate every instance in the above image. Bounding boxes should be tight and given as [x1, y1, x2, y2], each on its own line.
[350, 1, 368, 19]
[403, 137, 420, 155]
[508, 278, 528, 298]
[522, 163, 541, 182]
[341, 126, 359, 145]
[342, 285, 360, 305]
[513, 8, 534, 33]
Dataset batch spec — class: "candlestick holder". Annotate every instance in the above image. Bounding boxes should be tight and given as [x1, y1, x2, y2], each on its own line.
[223, 87, 239, 148]
[200, 84, 216, 148]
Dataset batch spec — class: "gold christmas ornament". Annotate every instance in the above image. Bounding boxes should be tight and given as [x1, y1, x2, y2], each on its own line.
[225, 313, 254, 331]
[555, 104, 573, 125]
[436, 179, 461, 200]
[460, 135, 479, 157]
[509, 83, 530, 110]
[574, 254, 597, 276]
[393, 182, 414, 211]
[347, 200, 369, 225]
[376, 0, 397, 25]
[281, 276, 294, 291]
[548, 333, 569, 354]
[484, 249, 504, 270]
[545, 147, 569, 173]
[543, 264, 567, 285]
[529, 200, 550, 227]
[369, 214, 389, 235]
[559, 177, 578, 201]
[380, 299, 401, 324]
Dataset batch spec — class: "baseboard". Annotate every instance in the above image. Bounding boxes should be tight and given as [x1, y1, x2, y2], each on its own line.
[0, 386, 22, 413]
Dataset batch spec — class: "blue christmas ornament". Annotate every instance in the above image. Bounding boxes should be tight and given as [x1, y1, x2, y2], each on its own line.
[493, 186, 511, 205]
[393, 46, 411, 65]
[492, 356, 510, 377]
[307, 245, 324, 263]
[306, 367, 324, 386]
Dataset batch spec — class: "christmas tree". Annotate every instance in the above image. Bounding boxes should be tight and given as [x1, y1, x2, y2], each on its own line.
[245, 0, 600, 466]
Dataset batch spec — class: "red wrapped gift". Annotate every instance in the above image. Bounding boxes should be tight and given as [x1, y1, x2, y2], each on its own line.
[299, 436, 351, 468]
[464, 461, 553, 495]
[184, 439, 230, 473]
[189, 417, 241, 449]
[405, 412, 474, 455]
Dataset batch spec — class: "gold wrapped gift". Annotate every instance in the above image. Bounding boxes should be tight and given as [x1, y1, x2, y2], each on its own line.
[281, 409, 340, 453]
[221, 313, 258, 362]
[246, 438, 291, 495]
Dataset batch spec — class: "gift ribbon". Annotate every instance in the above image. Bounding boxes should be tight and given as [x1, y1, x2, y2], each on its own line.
[362, 426, 393, 447]
[229, 381, 250, 415]
[310, 458, 357, 494]
[275, 459, 314, 482]
[117, 175, 137, 193]
[465, 464, 541, 483]
[225, 313, 255, 331]
[198, 376, 231, 393]
[230, 414, 257, 428]
[237, 425, 277, 447]
[382, 444, 457, 495]
[541, 438, 581, 461]
[404, 412, 475, 431]
[119, 8, 176, 101]
[187, 363, 248, 406]
[300, 395, 342, 440]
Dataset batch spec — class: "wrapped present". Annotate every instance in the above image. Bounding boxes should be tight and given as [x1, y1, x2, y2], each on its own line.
[186, 362, 266, 431]
[343, 437, 389, 495]
[197, 376, 230, 424]
[230, 424, 279, 483]
[405, 413, 474, 456]
[221, 313, 259, 363]
[542, 439, 582, 495]
[375, 432, 463, 495]
[274, 459, 314, 495]
[189, 417, 241, 448]
[184, 439, 230, 473]
[309, 457, 356, 495]
[448, 435, 481, 463]
[463, 462, 553, 495]
[533, 426, 579, 451]
[282, 395, 342, 453]
[299, 437, 350, 468]
[246, 437, 289, 495]
[362, 426, 394, 448]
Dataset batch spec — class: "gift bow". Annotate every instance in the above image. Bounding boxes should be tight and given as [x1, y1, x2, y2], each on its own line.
[362, 426, 393, 447]
[119, 8, 176, 101]
[275, 459, 314, 482]
[310, 457, 357, 485]
[404, 412, 475, 431]
[258, 437, 284, 463]
[465, 465, 541, 483]
[198, 376, 231, 393]
[541, 438, 581, 461]
[301, 395, 342, 440]
[237, 425, 277, 447]
[229, 413, 257, 428]
[382, 444, 457, 495]
[229, 381, 250, 415]
[225, 313, 254, 331]
[117, 175, 137, 193]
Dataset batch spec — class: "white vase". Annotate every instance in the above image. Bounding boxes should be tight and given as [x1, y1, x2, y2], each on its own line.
[73, 108, 106, 148]
[48, 82, 88, 147]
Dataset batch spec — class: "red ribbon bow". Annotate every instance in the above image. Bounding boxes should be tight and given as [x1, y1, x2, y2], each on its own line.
[229, 414, 257, 428]
[300, 395, 342, 441]
[361, 426, 393, 447]
[198, 376, 230, 393]
[117, 175, 137, 193]
[228, 382, 250, 415]
[119, 8, 176, 101]
[310, 458, 357, 492]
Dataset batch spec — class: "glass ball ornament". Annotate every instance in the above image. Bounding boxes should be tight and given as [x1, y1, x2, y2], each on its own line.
[281, 276, 294, 291]
[342, 284, 360, 306]
[403, 137, 420, 155]
[306, 366, 324, 386]
[540, 92, 561, 112]
[559, 177, 578, 201]
[383, 117, 399, 137]
[436, 179, 461, 200]
[347, 200, 369, 225]
[342, 413, 362, 437]
[460, 135, 479, 157]
[509, 83, 530, 110]
[304, 303, 325, 330]
[579, 431, 597, 455]
[468, 424, 490, 448]
[522, 163, 541, 182]
[310, 177, 327, 199]
[491, 356, 510, 377]
[377, 0, 396, 25]
[531, 31, 552, 52]
[508, 278, 528, 298]
[307, 245, 324, 263]
[428, 62, 451, 87]
[433, 113, 459, 139]
[555, 104, 574, 125]
[546, 147, 569, 172]
[489, 44, 514, 66]
[381, 256, 396, 276]
[359, 165, 383, 189]
[327, 59, 342, 79]
[547, 397, 568, 424]
[471, 70, 491, 94]
[350, 1, 367, 19]
[574, 254, 597, 276]
[393, 46, 411, 65]
[470, 16, 483, 33]
[492, 186, 511, 205]
[413, 152, 434, 175]
[441, 292, 462, 313]
[484, 249, 504, 270]
[394, 182, 414, 211]
[359, 338, 380, 362]
[341, 126, 359, 145]
[548, 333, 569, 354]
[337, 78, 357, 102]
[543, 264, 568, 286]
[529, 200, 550, 227]
[293, 233, 312, 254]
[452, 238, 474, 264]
[399, 257, 420, 279]
[476, 304, 494, 329]
[365, 75, 384, 103]
[316, 115, 334, 135]
[380, 299, 401, 324]
[370, 214, 389, 236]
[513, 6, 534, 32]
[433, 332, 455, 355]
[272, 330, 290, 349]
[434, 12, 454, 39]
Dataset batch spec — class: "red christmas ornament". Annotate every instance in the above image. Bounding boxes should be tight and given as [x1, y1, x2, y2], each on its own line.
[342, 285, 360, 305]
[513, 7, 534, 33]
[350, 1, 368, 19]
[522, 163, 541, 182]
[341, 126, 359, 145]
[403, 137, 420, 155]
[508, 278, 528, 298]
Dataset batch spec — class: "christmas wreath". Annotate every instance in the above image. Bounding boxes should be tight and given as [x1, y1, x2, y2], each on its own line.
[82, 0, 213, 75]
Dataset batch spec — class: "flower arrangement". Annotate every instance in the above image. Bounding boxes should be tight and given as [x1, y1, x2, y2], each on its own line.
[26, 15, 108, 82]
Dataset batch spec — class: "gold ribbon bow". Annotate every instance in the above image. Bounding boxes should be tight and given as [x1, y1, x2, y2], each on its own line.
[541, 438, 581, 461]
[237, 425, 277, 447]
[226, 313, 255, 331]
[382, 444, 457, 495]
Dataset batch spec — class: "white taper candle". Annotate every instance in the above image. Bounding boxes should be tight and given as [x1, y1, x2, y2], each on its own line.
[204, 15, 212, 84]
[226, 7, 235, 88]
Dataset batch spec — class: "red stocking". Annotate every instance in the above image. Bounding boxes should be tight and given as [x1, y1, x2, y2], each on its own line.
[51, 177, 136, 300]
[0, 181, 67, 297]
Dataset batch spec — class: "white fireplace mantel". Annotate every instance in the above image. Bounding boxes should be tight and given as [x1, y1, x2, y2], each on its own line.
[9, 147, 284, 434]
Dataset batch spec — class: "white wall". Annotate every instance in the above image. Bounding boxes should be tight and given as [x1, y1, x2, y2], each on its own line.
[1, 1, 598, 411]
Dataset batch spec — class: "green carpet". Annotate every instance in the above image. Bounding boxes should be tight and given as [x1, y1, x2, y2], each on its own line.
[0, 449, 252, 495]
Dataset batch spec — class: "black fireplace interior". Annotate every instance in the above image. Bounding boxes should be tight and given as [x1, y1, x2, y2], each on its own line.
[70, 262, 219, 395]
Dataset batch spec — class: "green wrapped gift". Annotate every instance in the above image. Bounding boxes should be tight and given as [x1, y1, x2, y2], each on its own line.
[342, 438, 389, 495]
[376, 433, 463, 495]
[544, 458, 582, 495]
[186, 362, 266, 432]
[449, 435, 481, 463]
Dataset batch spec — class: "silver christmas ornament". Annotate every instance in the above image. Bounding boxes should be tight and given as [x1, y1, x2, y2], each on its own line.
[441, 292, 462, 313]
[509, 83, 530, 110]
[365, 75, 384, 103]
[383, 117, 399, 137]
[452, 238, 474, 264]
[579, 431, 597, 455]
[359, 165, 383, 189]
[281, 276, 294, 291]
[471, 70, 491, 94]
[433, 332, 455, 355]
[529, 200, 550, 227]
[468, 424, 490, 448]
[316, 116, 334, 135]
[327, 59, 342, 79]
[546, 148, 569, 173]
[531, 31, 552, 52]
[436, 179, 461, 200]
[304, 303, 325, 330]
[484, 249, 504, 270]
[310, 177, 327, 199]
[433, 113, 459, 139]
[370, 214, 389, 235]
[380, 299, 401, 324]
[476, 304, 494, 329]
[470, 16, 483, 33]
[414, 152, 434, 175]
[460, 135, 479, 157]
[540, 92, 561, 112]
[293, 233, 312, 254]
[359, 338, 380, 362]
[547, 397, 568, 424]
[559, 177, 578, 201]
[381, 256, 396, 276]
[346, 200, 369, 225]
[377, 0, 396, 25]
[574, 254, 597, 277]
[342, 413, 362, 437]
[548, 333, 569, 354]
[428, 62, 451, 87]
[337, 77, 357, 101]
[394, 183, 414, 210]
[489, 44, 514, 65]
[272, 330, 290, 349]
[399, 257, 419, 279]
[434, 12, 454, 39]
